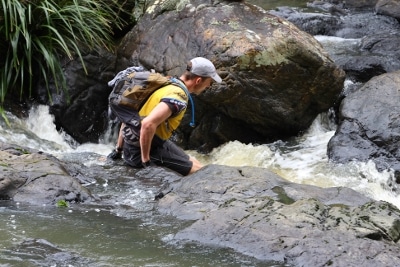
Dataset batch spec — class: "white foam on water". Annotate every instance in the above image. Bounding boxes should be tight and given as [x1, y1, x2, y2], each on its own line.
[16, 104, 114, 156]
[194, 113, 400, 209]
[26, 105, 74, 152]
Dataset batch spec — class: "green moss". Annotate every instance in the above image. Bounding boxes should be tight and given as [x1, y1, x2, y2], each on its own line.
[260, 16, 280, 26]
[56, 199, 69, 207]
[272, 186, 295, 205]
[237, 48, 288, 70]
[15, 148, 30, 154]
[228, 20, 240, 30]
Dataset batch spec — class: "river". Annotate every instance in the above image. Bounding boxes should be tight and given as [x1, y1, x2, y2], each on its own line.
[1, 1, 399, 266]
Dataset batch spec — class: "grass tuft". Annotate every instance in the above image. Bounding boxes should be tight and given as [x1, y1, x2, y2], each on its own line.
[0, 0, 126, 112]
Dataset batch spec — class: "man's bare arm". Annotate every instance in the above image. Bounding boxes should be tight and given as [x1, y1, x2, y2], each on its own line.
[140, 102, 172, 163]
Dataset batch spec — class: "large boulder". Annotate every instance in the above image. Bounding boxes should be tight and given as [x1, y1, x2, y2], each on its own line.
[0, 142, 94, 205]
[376, 0, 400, 21]
[116, 0, 345, 151]
[35, 49, 117, 144]
[157, 164, 400, 266]
[328, 71, 400, 182]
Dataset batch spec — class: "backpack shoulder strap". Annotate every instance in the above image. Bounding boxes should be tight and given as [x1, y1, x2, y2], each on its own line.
[169, 77, 196, 127]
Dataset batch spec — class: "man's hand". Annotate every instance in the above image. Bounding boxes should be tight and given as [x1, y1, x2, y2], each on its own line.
[107, 148, 122, 160]
[142, 160, 156, 168]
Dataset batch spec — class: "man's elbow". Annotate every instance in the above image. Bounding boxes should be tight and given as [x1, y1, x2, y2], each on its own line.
[141, 119, 156, 133]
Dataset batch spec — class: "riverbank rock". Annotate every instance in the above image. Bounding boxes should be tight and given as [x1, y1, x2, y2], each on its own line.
[116, 0, 345, 152]
[270, 3, 400, 84]
[327, 71, 400, 183]
[0, 142, 94, 205]
[157, 164, 400, 266]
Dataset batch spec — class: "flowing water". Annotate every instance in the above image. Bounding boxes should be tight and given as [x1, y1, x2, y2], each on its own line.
[248, 0, 308, 10]
[2, 90, 399, 267]
[2, 1, 400, 266]
[1, 105, 282, 267]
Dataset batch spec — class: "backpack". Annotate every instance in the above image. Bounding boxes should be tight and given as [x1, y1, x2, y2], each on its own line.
[108, 67, 195, 133]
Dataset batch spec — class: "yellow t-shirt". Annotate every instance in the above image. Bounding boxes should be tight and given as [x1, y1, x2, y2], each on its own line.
[139, 84, 188, 140]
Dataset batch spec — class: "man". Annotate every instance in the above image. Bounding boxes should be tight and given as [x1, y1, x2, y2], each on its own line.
[108, 57, 222, 176]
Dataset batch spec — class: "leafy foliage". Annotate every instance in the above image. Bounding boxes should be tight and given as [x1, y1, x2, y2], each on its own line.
[0, 0, 125, 107]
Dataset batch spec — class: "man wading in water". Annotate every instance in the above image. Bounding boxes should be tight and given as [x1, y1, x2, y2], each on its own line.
[108, 57, 222, 176]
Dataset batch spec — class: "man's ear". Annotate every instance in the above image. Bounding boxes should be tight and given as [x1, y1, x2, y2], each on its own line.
[195, 77, 203, 85]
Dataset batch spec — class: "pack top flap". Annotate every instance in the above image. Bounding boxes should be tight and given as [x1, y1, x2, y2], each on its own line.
[113, 71, 171, 110]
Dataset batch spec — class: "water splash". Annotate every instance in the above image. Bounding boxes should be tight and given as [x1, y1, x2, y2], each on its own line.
[0, 105, 114, 156]
[26, 105, 75, 152]
[191, 112, 400, 209]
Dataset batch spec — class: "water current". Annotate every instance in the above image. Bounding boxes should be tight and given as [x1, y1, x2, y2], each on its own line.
[2, 1, 400, 266]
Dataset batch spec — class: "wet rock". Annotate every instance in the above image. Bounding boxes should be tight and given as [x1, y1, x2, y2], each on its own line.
[307, 1, 348, 15]
[376, 0, 400, 21]
[335, 55, 389, 83]
[317, 0, 378, 10]
[0, 142, 94, 205]
[269, 7, 343, 36]
[3, 238, 93, 266]
[328, 71, 400, 182]
[157, 164, 400, 266]
[271, 6, 400, 85]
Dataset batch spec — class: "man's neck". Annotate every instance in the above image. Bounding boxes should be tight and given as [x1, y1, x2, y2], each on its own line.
[178, 76, 194, 93]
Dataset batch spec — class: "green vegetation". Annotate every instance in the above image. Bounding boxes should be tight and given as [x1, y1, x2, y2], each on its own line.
[15, 147, 31, 154]
[56, 199, 69, 207]
[0, 0, 125, 108]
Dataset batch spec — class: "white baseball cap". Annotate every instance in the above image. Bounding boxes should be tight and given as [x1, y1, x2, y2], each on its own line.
[189, 57, 222, 83]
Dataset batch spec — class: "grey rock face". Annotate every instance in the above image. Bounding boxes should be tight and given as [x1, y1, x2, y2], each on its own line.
[157, 164, 400, 266]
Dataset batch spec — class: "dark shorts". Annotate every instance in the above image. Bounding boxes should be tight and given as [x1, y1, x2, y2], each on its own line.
[123, 139, 193, 176]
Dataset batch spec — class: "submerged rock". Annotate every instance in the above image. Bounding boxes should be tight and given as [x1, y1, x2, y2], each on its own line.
[4, 238, 93, 266]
